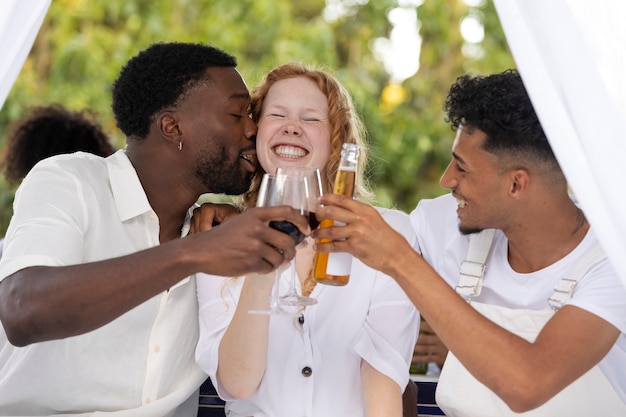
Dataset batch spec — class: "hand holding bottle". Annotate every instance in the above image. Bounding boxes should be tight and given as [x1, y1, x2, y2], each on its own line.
[312, 194, 415, 280]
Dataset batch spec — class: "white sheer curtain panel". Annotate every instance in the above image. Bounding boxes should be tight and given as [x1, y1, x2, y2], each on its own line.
[0, 0, 51, 112]
[494, 0, 626, 288]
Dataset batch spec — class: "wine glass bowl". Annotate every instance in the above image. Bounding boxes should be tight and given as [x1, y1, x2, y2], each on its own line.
[258, 173, 308, 245]
[249, 173, 309, 314]
[275, 167, 323, 307]
[276, 167, 323, 230]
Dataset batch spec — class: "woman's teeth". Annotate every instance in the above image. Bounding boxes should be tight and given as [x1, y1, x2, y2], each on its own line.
[457, 198, 467, 208]
[274, 145, 307, 159]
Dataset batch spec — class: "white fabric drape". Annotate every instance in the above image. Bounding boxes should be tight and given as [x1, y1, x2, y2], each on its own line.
[0, 0, 51, 112]
[493, 0, 626, 289]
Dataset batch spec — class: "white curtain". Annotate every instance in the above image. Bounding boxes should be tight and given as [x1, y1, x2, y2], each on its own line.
[0, 0, 51, 112]
[493, 0, 626, 289]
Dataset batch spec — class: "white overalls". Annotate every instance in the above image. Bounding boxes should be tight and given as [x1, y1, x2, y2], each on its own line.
[435, 229, 626, 417]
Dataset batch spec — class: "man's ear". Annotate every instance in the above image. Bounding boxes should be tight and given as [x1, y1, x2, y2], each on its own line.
[509, 168, 529, 197]
[156, 111, 181, 145]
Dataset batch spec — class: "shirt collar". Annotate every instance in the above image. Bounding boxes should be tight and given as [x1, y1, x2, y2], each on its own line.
[106, 149, 153, 222]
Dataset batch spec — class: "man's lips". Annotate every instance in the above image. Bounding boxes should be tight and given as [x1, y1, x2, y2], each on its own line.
[239, 153, 257, 172]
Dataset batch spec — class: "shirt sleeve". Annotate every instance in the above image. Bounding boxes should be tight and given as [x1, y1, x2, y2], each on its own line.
[351, 209, 420, 390]
[568, 256, 626, 334]
[0, 158, 89, 281]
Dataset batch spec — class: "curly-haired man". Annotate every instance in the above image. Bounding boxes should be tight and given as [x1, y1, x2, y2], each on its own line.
[314, 69, 626, 416]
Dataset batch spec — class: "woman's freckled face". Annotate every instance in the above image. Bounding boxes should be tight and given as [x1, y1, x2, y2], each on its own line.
[256, 76, 331, 175]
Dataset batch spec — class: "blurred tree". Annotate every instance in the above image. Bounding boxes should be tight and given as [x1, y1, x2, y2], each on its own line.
[0, 0, 514, 235]
[362, 0, 515, 209]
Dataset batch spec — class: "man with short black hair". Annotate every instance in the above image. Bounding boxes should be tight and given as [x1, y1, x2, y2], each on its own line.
[0, 42, 307, 416]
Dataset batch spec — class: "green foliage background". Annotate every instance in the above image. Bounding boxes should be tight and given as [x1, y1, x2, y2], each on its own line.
[0, 0, 514, 235]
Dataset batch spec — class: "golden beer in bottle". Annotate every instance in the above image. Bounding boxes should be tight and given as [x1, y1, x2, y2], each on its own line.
[314, 143, 359, 285]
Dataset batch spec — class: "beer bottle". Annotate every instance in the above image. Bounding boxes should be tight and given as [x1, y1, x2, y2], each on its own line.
[313, 143, 359, 285]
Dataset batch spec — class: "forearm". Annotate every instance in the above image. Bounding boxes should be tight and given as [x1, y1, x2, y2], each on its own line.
[361, 360, 402, 417]
[0, 237, 198, 346]
[388, 252, 536, 394]
[217, 274, 273, 399]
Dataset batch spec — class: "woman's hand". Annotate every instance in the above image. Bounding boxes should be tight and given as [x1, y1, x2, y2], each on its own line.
[190, 202, 241, 233]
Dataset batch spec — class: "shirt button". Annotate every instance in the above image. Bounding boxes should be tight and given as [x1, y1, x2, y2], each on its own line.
[301, 366, 312, 377]
[153, 345, 160, 353]
[298, 315, 304, 325]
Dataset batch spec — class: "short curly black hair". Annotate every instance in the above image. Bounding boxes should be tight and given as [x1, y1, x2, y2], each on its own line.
[1, 104, 116, 187]
[444, 69, 557, 168]
[112, 42, 237, 138]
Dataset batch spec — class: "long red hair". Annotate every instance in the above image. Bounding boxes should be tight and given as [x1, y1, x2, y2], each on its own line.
[241, 62, 373, 209]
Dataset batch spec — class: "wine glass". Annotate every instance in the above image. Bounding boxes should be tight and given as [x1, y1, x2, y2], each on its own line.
[249, 173, 308, 315]
[276, 167, 323, 307]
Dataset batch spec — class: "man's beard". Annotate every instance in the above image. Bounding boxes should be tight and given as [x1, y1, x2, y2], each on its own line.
[194, 146, 252, 196]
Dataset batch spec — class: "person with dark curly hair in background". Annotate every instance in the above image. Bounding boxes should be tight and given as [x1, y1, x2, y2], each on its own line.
[313, 69, 626, 416]
[0, 104, 116, 257]
[0, 42, 307, 416]
[1, 103, 116, 188]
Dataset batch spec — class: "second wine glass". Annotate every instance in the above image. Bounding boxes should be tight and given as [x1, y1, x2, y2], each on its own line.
[276, 167, 323, 307]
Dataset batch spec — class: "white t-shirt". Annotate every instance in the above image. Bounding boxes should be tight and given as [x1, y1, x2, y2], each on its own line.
[0, 150, 207, 416]
[410, 193, 626, 404]
[195, 208, 419, 417]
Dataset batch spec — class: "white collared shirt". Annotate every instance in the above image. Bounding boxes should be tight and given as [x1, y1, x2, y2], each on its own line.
[0, 150, 206, 416]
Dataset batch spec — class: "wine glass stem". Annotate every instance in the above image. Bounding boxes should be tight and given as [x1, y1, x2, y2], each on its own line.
[270, 269, 282, 310]
[286, 257, 298, 297]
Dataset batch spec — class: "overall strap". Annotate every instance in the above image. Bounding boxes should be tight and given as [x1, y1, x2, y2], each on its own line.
[547, 243, 605, 310]
[456, 229, 496, 300]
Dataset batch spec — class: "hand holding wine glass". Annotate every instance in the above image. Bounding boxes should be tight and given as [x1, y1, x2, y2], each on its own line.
[249, 172, 309, 314]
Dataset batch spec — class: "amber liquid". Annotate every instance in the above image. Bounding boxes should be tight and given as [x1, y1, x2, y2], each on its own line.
[313, 169, 356, 285]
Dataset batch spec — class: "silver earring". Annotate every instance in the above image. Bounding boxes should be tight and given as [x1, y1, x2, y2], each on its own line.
[178, 140, 183, 151]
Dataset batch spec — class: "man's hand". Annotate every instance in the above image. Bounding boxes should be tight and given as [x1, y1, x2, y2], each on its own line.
[194, 205, 310, 277]
[311, 194, 412, 276]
